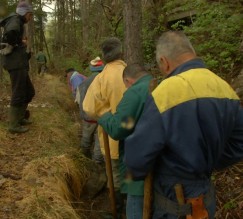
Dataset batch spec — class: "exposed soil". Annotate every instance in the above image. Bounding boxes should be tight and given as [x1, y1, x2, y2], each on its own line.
[0, 72, 242, 219]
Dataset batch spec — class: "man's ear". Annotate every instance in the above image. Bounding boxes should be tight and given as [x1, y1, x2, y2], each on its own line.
[124, 77, 135, 88]
[128, 77, 136, 85]
[160, 56, 170, 73]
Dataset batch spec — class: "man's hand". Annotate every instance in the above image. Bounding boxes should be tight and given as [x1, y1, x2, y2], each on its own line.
[97, 108, 111, 119]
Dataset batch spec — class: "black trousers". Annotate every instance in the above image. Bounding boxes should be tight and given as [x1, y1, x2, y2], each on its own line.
[8, 68, 35, 107]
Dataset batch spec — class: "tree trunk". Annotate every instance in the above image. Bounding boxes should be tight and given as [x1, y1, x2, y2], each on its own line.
[0, 27, 3, 80]
[80, 0, 89, 50]
[123, 0, 143, 65]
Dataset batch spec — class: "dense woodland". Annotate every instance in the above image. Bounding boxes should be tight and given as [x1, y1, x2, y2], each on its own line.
[0, 0, 243, 80]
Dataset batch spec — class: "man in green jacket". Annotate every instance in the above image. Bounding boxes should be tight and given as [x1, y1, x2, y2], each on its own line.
[98, 63, 153, 219]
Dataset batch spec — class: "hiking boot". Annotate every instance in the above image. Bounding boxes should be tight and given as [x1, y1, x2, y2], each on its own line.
[8, 106, 29, 134]
[19, 119, 32, 125]
[8, 126, 29, 134]
[19, 105, 32, 125]
[24, 109, 30, 120]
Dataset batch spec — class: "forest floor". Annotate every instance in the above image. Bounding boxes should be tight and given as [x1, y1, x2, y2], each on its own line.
[0, 72, 242, 219]
[0, 73, 110, 219]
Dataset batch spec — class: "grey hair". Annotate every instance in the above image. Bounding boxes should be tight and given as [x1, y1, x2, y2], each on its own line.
[156, 31, 195, 64]
[101, 37, 122, 63]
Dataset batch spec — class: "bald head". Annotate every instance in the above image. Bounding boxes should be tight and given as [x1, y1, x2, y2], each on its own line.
[156, 31, 197, 75]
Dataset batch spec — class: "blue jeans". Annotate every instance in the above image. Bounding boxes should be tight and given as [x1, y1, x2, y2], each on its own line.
[126, 195, 144, 219]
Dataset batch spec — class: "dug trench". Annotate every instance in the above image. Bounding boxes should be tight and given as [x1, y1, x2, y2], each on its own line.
[0, 73, 109, 219]
[0, 73, 242, 219]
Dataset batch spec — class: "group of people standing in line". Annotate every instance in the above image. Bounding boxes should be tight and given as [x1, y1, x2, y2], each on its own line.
[1, 1, 242, 219]
[65, 33, 243, 219]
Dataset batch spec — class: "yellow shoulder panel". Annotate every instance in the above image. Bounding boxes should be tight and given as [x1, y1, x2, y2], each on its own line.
[152, 69, 239, 114]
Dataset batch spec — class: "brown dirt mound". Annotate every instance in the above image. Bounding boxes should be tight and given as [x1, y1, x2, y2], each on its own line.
[17, 155, 88, 219]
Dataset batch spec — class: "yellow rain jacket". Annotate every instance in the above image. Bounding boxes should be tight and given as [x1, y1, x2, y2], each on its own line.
[83, 60, 127, 159]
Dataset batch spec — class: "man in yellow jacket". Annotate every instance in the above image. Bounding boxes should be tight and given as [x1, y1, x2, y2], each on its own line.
[83, 37, 127, 218]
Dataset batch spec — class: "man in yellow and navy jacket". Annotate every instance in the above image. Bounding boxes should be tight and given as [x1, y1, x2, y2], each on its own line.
[124, 31, 243, 219]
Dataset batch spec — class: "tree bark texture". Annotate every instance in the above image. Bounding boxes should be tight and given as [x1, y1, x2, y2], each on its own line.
[123, 0, 143, 65]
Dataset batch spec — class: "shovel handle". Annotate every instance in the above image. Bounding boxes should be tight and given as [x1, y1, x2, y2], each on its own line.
[174, 183, 185, 205]
[174, 184, 186, 219]
[143, 172, 153, 219]
[102, 129, 117, 219]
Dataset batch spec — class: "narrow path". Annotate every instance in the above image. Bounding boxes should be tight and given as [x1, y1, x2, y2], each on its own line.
[0, 74, 109, 219]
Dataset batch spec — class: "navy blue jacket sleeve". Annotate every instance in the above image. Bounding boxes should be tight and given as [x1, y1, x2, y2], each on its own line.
[124, 95, 165, 180]
[215, 106, 243, 169]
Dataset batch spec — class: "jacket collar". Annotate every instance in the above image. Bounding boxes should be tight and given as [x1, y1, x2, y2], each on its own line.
[167, 58, 206, 78]
[107, 59, 126, 66]
[133, 74, 152, 86]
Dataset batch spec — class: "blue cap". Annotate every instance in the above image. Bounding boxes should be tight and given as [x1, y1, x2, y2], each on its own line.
[90, 65, 104, 72]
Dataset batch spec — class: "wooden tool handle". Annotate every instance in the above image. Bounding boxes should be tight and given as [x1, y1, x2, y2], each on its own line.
[174, 183, 185, 205]
[102, 129, 117, 219]
[143, 172, 153, 219]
